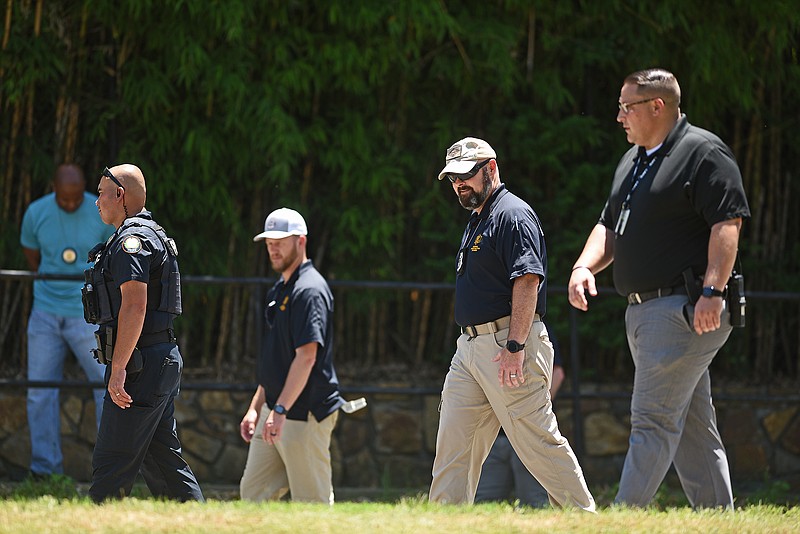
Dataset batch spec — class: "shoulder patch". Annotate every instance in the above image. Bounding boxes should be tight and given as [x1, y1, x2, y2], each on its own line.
[122, 236, 142, 254]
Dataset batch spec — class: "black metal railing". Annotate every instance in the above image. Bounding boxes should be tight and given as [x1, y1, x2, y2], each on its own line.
[2, 269, 799, 458]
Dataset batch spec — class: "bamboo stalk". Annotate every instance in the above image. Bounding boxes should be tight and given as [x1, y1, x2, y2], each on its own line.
[229, 289, 244, 366]
[215, 221, 240, 377]
[526, 7, 535, 82]
[415, 290, 432, 366]
[215, 291, 233, 380]
[0, 0, 13, 96]
[17, 82, 34, 223]
[1, 0, 11, 50]
[2, 101, 21, 218]
[0, 281, 16, 356]
[367, 300, 377, 366]
[33, 0, 42, 36]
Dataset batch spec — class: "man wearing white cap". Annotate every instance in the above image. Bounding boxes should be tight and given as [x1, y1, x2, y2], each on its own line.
[238, 207, 344, 504]
[429, 137, 595, 512]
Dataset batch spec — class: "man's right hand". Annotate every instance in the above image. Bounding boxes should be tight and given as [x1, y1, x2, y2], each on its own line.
[568, 266, 597, 311]
[108, 366, 131, 409]
[239, 409, 259, 443]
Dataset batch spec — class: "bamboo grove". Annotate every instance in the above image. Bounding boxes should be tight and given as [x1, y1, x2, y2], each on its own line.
[1, 1, 798, 383]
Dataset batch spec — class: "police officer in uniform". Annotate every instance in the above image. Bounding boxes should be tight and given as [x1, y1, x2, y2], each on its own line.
[82, 164, 203, 503]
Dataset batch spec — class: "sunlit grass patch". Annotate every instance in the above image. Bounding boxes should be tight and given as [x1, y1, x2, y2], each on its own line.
[0, 495, 798, 534]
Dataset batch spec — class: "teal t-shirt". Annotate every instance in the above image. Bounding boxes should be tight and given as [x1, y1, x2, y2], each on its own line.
[20, 191, 114, 317]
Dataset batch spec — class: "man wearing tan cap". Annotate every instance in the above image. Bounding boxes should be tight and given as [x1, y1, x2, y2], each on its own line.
[239, 207, 344, 504]
[429, 137, 595, 512]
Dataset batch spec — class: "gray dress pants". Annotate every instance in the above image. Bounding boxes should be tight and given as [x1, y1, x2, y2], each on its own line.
[616, 295, 734, 509]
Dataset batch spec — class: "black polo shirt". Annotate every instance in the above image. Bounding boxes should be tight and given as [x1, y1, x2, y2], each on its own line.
[599, 115, 750, 295]
[257, 260, 342, 422]
[454, 184, 547, 326]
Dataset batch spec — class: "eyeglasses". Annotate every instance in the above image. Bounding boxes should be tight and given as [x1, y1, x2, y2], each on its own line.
[618, 97, 657, 114]
[101, 167, 125, 190]
[445, 159, 493, 183]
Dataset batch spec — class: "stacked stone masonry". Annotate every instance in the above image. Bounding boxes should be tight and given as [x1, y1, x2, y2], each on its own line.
[1, 383, 798, 494]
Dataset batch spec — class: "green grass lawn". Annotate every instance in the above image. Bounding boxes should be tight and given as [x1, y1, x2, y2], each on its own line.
[1, 497, 798, 534]
[1, 476, 798, 533]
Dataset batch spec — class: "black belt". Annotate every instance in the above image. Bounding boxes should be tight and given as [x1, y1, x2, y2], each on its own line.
[627, 285, 686, 305]
[137, 328, 176, 348]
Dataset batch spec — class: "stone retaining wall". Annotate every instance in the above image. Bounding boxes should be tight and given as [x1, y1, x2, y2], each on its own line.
[2, 383, 798, 495]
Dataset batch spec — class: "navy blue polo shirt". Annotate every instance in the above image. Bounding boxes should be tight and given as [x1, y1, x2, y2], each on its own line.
[257, 260, 343, 422]
[103, 212, 174, 333]
[454, 185, 548, 326]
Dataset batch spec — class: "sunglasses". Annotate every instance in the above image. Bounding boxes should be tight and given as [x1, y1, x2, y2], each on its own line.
[101, 167, 125, 190]
[445, 159, 493, 183]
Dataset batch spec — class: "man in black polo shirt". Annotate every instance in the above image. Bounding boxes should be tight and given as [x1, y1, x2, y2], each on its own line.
[568, 68, 750, 509]
[429, 137, 595, 512]
[239, 207, 343, 504]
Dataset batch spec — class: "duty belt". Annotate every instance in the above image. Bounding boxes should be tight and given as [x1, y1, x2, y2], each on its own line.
[461, 314, 541, 338]
[138, 328, 177, 348]
[627, 285, 687, 305]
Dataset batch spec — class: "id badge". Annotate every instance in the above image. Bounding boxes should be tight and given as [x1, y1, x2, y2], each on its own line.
[615, 206, 630, 236]
[456, 251, 465, 276]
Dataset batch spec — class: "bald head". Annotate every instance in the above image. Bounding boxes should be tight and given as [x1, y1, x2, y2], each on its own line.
[53, 164, 86, 213]
[108, 164, 147, 212]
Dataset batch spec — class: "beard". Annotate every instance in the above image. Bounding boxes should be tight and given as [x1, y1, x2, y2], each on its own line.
[457, 168, 493, 210]
[270, 243, 300, 274]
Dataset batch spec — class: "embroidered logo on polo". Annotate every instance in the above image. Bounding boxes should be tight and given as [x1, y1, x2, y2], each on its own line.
[122, 236, 142, 254]
[470, 235, 482, 252]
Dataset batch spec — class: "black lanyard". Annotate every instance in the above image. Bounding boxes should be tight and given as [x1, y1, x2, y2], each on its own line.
[615, 152, 659, 236]
[621, 154, 658, 209]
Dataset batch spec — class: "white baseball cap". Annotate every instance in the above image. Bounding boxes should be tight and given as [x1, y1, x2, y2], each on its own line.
[436, 137, 497, 181]
[253, 207, 308, 241]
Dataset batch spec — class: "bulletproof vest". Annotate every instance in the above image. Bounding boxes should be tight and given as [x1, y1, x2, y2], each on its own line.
[82, 216, 182, 325]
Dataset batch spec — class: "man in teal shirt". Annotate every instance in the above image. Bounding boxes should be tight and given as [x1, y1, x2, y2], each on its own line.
[20, 163, 114, 478]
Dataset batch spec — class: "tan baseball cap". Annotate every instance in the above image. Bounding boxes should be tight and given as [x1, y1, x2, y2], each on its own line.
[436, 137, 497, 181]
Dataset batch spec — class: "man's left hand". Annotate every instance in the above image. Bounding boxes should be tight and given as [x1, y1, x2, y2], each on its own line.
[492, 349, 525, 388]
[263, 411, 286, 445]
[693, 297, 724, 335]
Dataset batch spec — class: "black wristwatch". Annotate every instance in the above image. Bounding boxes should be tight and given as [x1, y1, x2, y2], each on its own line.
[701, 286, 725, 298]
[273, 404, 288, 415]
[506, 340, 525, 353]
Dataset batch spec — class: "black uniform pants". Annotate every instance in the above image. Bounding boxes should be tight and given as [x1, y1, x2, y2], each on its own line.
[89, 342, 204, 503]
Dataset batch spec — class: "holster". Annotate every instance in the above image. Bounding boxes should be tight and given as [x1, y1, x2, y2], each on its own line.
[727, 272, 746, 327]
[91, 326, 143, 372]
[682, 268, 746, 328]
[682, 268, 701, 304]
[91, 326, 114, 365]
